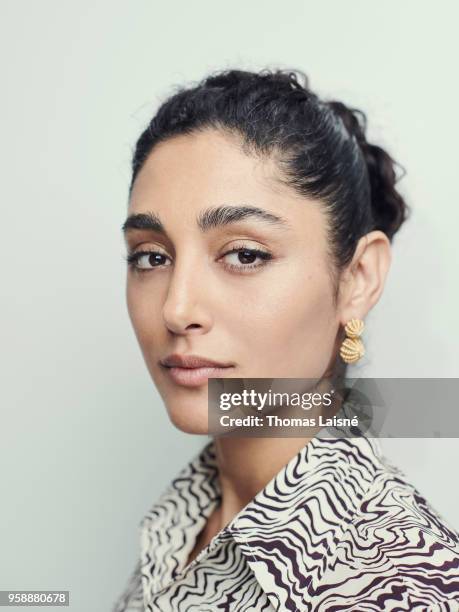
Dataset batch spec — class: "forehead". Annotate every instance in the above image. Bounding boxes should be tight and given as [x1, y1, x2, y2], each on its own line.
[127, 128, 325, 236]
[129, 129, 282, 208]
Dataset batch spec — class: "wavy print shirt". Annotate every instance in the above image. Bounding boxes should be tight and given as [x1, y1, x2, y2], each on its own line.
[112, 434, 459, 611]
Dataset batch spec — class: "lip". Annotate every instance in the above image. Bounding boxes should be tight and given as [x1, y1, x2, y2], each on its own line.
[159, 354, 235, 387]
[160, 353, 233, 368]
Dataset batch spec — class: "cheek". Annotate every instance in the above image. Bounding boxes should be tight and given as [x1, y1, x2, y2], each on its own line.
[126, 281, 160, 344]
[228, 262, 337, 376]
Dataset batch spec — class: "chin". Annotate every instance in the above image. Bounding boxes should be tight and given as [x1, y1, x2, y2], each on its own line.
[166, 402, 209, 435]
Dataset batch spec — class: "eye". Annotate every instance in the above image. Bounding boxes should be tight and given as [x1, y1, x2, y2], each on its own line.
[124, 250, 171, 272]
[220, 246, 273, 273]
[124, 245, 273, 275]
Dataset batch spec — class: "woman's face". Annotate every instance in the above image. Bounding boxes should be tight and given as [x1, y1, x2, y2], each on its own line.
[124, 129, 343, 434]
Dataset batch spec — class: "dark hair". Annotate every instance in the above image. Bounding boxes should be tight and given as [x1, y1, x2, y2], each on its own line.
[129, 68, 410, 302]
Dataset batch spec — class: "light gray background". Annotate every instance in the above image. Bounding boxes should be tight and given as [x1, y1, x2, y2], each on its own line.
[1, 1, 458, 610]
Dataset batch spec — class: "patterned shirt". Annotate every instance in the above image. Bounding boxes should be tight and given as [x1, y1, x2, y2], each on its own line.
[112, 433, 459, 611]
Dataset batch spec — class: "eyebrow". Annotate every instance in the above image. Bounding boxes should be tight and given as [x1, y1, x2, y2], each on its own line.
[121, 205, 291, 236]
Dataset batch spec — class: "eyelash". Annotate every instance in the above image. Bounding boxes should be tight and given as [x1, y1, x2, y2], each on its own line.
[124, 245, 273, 275]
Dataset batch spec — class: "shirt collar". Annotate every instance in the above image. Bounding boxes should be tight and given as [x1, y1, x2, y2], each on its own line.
[139, 437, 222, 596]
[227, 433, 384, 610]
[140, 431, 384, 610]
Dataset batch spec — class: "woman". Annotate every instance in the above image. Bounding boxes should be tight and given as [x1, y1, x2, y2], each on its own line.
[113, 68, 459, 611]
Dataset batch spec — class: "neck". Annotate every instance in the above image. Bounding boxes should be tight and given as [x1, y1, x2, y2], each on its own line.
[211, 370, 346, 530]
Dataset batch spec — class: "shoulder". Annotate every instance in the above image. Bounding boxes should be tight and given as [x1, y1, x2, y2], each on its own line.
[336, 453, 459, 608]
[111, 559, 144, 612]
[355, 452, 459, 553]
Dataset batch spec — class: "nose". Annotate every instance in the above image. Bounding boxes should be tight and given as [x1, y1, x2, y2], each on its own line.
[162, 257, 213, 335]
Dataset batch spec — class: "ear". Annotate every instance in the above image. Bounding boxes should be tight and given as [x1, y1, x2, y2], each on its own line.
[337, 230, 392, 324]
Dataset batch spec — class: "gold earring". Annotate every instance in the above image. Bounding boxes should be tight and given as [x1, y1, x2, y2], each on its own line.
[339, 318, 365, 364]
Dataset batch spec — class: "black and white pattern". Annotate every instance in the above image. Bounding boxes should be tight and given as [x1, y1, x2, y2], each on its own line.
[113, 433, 459, 611]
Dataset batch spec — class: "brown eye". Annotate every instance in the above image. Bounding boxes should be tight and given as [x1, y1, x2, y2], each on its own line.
[237, 250, 258, 264]
[221, 247, 273, 273]
[126, 250, 171, 272]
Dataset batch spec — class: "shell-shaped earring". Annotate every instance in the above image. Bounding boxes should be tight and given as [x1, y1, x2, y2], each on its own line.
[339, 318, 365, 364]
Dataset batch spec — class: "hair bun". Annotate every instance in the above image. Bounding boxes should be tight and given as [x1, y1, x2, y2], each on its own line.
[327, 100, 410, 240]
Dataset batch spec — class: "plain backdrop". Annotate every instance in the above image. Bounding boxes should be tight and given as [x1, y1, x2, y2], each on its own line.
[1, 1, 458, 610]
